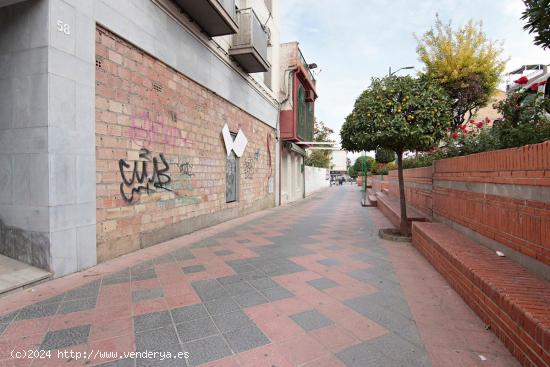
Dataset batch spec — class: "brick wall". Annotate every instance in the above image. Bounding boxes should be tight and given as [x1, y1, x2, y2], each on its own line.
[387, 167, 433, 218]
[384, 142, 550, 266]
[95, 27, 275, 262]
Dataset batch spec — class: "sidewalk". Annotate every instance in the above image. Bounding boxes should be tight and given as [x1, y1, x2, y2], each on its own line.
[0, 186, 518, 367]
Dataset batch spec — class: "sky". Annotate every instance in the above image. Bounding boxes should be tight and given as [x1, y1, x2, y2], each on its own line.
[279, 0, 549, 146]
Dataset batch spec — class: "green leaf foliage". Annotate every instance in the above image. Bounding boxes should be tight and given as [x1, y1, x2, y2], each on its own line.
[353, 156, 375, 174]
[375, 148, 395, 164]
[341, 76, 453, 154]
[305, 120, 334, 168]
[521, 0, 550, 49]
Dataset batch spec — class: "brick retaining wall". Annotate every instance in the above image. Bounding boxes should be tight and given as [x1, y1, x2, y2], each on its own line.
[385, 142, 550, 268]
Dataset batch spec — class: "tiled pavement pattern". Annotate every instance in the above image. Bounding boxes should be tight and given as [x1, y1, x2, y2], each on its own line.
[0, 187, 431, 366]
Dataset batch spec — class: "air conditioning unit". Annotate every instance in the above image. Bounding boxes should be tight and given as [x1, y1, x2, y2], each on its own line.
[305, 90, 315, 102]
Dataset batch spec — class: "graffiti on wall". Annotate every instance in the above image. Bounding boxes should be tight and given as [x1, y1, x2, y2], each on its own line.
[119, 148, 172, 204]
[129, 111, 191, 148]
[178, 159, 194, 177]
[244, 154, 255, 179]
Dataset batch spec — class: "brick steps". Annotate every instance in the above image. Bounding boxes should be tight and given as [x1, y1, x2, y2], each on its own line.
[412, 222, 550, 367]
[375, 191, 427, 230]
[367, 189, 377, 207]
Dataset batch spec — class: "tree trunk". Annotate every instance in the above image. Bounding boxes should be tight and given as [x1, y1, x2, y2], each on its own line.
[396, 151, 409, 236]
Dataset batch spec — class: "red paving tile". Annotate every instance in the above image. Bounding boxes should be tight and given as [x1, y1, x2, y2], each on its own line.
[89, 317, 133, 341]
[255, 315, 306, 343]
[236, 344, 293, 367]
[199, 356, 240, 367]
[337, 314, 388, 342]
[243, 303, 282, 322]
[0, 187, 522, 367]
[275, 334, 330, 366]
[302, 354, 347, 367]
[1, 318, 51, 339]
[131, 297, 168, 315]
[309, 324, 360, 353]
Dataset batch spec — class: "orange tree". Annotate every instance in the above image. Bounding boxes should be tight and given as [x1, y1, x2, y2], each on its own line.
[341, 76, 452, 236]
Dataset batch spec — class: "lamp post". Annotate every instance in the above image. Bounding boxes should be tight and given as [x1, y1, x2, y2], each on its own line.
[389, 66, 414, 77]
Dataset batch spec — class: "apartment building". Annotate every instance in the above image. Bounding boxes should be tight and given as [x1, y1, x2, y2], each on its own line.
[0, 0, 280, 278]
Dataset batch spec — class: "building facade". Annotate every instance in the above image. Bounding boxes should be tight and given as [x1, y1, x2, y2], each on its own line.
[278, 42, 318, 204]
[330, 150, 348, 179]
[0, 0, 280, 277]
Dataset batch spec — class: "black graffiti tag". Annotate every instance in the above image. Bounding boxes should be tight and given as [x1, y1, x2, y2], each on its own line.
[119, 148, 172, 204]
[178, 161, 194, 177]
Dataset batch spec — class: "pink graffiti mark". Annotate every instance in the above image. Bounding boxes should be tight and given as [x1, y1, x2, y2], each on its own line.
[129, 111, 191, 148]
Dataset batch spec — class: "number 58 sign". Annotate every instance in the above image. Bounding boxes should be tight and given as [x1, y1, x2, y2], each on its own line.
[56, 20, 71, 35]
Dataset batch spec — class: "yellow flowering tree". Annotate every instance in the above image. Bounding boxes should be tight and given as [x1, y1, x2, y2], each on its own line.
[416, 17, 506, 130]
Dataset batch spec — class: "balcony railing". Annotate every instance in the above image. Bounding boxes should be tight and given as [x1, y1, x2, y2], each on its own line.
[298, 47, 315, 83]
[173, 0, 238, 37]
[228, 8, 270, 73]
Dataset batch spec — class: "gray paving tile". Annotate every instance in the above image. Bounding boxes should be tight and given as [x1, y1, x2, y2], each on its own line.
[17, 303, 59, 320]
[171, 304, 209, 324]
[232, 291, 269, 308]
[171, 248, 196, 261]
[182, 265, 206, 274]
[57, 297, 97, 315]
[131, 269, 157, 281]
[0, 310, 19, 323]
[0, 323, 8, 336]
[222, 281, 256, 296]
[213, 250, 233, 256]
[175, 317, 218, 343]
[307, 277, 339, 290]
[204, 297, 240, 315]
[212, 310, 253, 333]
[132, 288, 164, 303]
[63, 280, 100, 301]
[318, 258, 340, 266]
[131, 261, 153, 273]
[36, 294, 65, 305]
[223, 324, 270, 353]
[248, 277, 279, 290]
[226, 261, 256, 273]
[192, 279, 228, 301]
[152, 253, 176, 265]
[290, 309, 334, 331]
[183, 335, 232, 367]
[40, 324, 90, 351]
[336, 334, 430, 367]
[259, 286, 294, 301]
[102, 270, 131, 285]
[135, 325, 181, 353]
[241, 269, 268, 281]
[217, 274, 249, 285]
[133, 311, 172, 333]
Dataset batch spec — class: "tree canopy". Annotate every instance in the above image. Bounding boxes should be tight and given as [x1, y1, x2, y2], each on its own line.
[521, 0, 550, 49]
[375, 148, 395, 164]
[353, 156, 375, 174]
[305, 120, 334, 168]
[341, 76, 452, 154]
[341, 75, 452, 236]
[416, 17, 506, 129]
